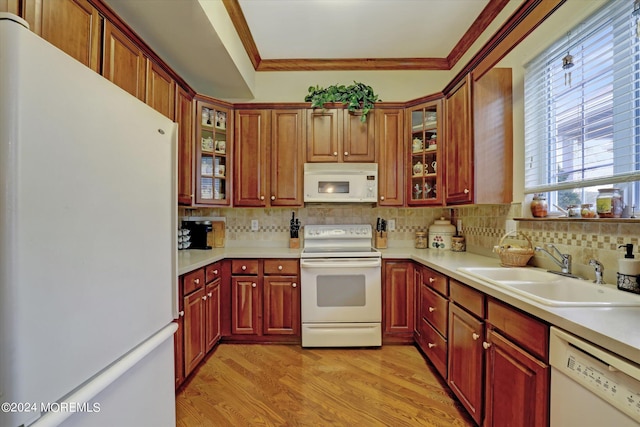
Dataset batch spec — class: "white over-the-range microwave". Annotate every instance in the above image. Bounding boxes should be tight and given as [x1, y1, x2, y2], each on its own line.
[303, 163, 378, 203]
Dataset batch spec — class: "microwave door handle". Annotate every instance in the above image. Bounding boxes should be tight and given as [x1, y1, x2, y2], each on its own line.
[300, 259, 381, 268]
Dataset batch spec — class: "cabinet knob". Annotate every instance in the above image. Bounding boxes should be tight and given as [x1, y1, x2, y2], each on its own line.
[208, 292, 213, 297]
[190, 194, 194, 199]
[344, 151, 349, 156]
[428, 277, 435, 283]
[252, 282, 257, 288]
[428, 306, 435, 312]
[260, 195, 265, 200]
[333, 151, 338, 156]
[292, 283, 297, 288]
[482, 342, 491, 350]
[178, 310, 184, 317]
[464, 188, 470, 194]
[213, 270, 218, 275]
[202, 295, 207, 301]
[427, 343, 436, 348]
[194, 278, 200, 284]
[271, 195, 276, 201]
[472, 333, 480, 340]
[242, 265, 247, 271]
[278, 265, 283, 271]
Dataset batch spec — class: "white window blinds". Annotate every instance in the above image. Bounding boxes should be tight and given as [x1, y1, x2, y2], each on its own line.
[524, 0, 640, 195]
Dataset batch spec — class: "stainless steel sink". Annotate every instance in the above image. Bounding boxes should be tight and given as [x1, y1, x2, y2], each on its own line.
[457, 267, 640, 307]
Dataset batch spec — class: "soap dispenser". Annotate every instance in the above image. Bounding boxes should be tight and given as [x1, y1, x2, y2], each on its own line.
[617, 244, 640, 294]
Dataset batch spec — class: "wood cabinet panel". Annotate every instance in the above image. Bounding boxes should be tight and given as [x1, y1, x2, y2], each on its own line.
[231, 259, 259, 275]
[473, 68, 513, 204]
[183, 268, 205, 295]
[448, 303, 484, 425]
[444, 76, 473, 204]
[484, 329, 549, 427]
[146, 59, 175, 119]
[376, 108, 404, 206]
[419, 317, 448, 378]
[35, 0, 102, 72]
[421, 284, 448, 337]
[205, 280, 221, 352]
[205, 262, 223, 283]
[263, 276, 299, 335]
[383, 261, 414, 335]
[176, 86, 194, 205]
[103, 21, 145, 100]
[234, 109, 269, 206]
[306, 109, 341, 162]
[264, 259, 298, 275]
[270, 109, 304, 206]
[0, 0, 19, 15]
[449, 279, 484, 318]
[422, 266, 448, 296]
[174, 304, 184, 389]
[343, 111, 375, 162]
[183, 287, 205, 376]
[231, 276, 260, 335]
[487, 298, 549, 361]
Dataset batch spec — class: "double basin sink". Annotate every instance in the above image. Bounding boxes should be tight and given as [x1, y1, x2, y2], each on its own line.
[457, 267, 640, 307]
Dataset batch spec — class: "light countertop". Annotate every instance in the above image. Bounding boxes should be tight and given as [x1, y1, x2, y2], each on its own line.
[178, 246, 640, 365]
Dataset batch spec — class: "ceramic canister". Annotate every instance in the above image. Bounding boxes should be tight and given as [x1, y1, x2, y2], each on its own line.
[428, 217, 456, 250]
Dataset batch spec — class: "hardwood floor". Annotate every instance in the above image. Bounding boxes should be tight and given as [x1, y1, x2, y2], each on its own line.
[176, 344, 473, 426]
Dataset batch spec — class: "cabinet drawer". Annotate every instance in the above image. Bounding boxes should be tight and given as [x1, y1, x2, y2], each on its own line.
[205, 262, 222, 283]
[264, 259, 298, 275]
[449, 279, 485, 318]
[422, 267, 448, 296]
[487, 298, 549, 361]
[183, 268, 205, 295]
[231, 259, 259, 275]
[419, 318, 447, 378]
[421, 285, 448, 337]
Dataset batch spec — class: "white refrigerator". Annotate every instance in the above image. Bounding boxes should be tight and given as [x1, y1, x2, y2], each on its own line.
[0, 13, 178, 427]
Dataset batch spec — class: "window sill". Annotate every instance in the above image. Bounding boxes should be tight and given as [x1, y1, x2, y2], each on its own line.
[514, 217, 640, 223]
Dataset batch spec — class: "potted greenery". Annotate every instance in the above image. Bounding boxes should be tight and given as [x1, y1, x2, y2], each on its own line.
[304, 81, 380, 122]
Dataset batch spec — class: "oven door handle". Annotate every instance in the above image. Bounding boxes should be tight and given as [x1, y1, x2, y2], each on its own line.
[300, 258, 381, 269]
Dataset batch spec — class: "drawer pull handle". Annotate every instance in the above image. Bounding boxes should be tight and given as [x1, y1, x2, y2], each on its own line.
[202, 295, 207, 301]
[292, 283, 297, 288]
[271, 195, 276, 201]
[194, 278, 200, 284]
[252, 283, 257, 288]
[380, 196, 385, 201]
[213, 269, 218, 275]
[428, 307, 435, 312]
[472, 333, 480, 340]
[178, 311, 184, 317]
[208, 292, 212, 297]
[482, 342, 491, 350]
[260, 195, 265, 201]
[333, 151, 338, 156]
[428, 277, 435, 283]
[242, 265, 247, 271]
[464, 188, 470, 194]
[427, 343, 436, 349]
[344, 151, 349, 156]
[278, 265, 283, 271]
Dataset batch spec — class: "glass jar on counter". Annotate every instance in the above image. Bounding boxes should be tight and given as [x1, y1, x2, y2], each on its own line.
[596, 188, 623, 218]
[415, 231, 427, 249]
[567, 204, 580, 218]
[580, 203, 597, 218]
[530, 193, 548, 218]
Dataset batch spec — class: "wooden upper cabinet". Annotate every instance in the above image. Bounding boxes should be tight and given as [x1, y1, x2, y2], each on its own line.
[26, 0, 102, 72]
[306, 109, 341, 162]
[103, 21, 145, 101]
[306, 108, 375, 163]
[146, 60, 175, 120]
[473, 68, 513, 204]
[270, 109, 304, 206]
[234, 109, 269, 207]
[0, 0, 19, 15]
[343, 110, 375, 162]
[376, 108, 404, 206]
[176, 86, 194, 205]
[444, 76, 473, 204]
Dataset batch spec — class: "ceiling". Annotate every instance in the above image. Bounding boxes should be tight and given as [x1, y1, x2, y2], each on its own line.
[102, 0, 512, 99]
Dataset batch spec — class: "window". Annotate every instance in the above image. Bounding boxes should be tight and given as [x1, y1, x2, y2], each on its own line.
[524, 0, 640, 213]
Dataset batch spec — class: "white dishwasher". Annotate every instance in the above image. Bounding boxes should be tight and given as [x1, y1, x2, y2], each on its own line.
[550, 327, 640, 426]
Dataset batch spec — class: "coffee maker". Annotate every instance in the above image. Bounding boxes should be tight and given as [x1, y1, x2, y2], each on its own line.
[182, 220, 212, 249]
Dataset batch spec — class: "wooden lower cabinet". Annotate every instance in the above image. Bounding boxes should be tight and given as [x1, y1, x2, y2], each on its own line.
[205, 279, 221, 351]
[183, 286, 206, 376]
[383, 261, 414, 342]
[173, 313, 184, 390]
[230, 259, 300, 342]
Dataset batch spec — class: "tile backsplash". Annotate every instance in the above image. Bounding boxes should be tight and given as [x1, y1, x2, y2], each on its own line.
[181, 203, 640, 284]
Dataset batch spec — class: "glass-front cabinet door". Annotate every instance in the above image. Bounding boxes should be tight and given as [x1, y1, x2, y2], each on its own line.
[408, 100, 442, 206]
[195, 100, 231, 205]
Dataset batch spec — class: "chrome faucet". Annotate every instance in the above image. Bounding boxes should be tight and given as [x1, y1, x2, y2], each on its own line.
[589, 259, 606, 285]
[534, 244, 572, 274]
